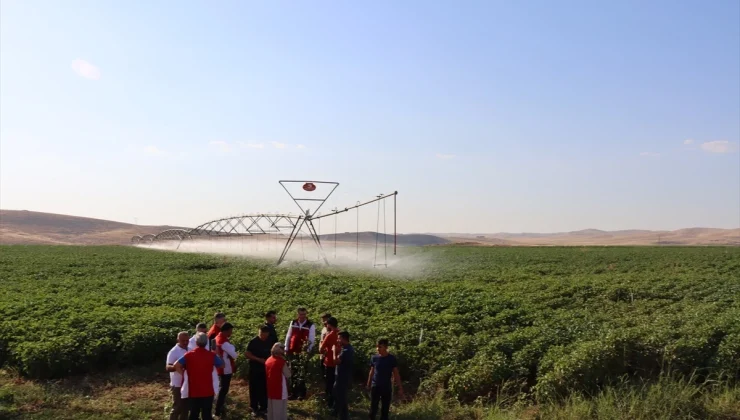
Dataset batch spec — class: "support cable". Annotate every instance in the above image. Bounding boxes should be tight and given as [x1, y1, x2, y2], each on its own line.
[356, 202, 360, 261]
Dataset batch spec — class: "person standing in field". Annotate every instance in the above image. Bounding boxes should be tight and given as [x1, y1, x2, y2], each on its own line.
[367, 338, 404, 420]
[284, 307, 315, 400]
[265, 343, 291, 420]
[333, 331, 354, 420]
[174, 332, 224, 420]
[246, 325, 272, 416]
[265, 311, 279, 347]
[319, 313, 332, 343]
[318, 312, 332, 379]
[166, 331, 190, 420]
[214, 323, 237, 417]
[208, 312, 226, 349]
[189, 323, 210, 351]
[319, 316, 339, 410]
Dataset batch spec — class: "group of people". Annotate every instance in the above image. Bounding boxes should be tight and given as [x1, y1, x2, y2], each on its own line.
[165, 308, 403, 420]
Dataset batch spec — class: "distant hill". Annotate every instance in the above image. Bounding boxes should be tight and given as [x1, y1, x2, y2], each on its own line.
[442, 227, 740, 246]
[0, 210, 178, 245]
[0, 210, 450, 247]
[1, 210, 737, 246]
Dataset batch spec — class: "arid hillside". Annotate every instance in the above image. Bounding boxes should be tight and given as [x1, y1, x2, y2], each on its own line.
[442, 227, 740, 246]
[1, 210, 737, 246]
[0, 210, 178, 245]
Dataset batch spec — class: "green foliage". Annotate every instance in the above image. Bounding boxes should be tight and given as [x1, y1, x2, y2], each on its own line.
[0, 244, 738, 407]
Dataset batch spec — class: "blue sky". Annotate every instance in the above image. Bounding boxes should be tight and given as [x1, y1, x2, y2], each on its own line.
[1, 0, 738, 233]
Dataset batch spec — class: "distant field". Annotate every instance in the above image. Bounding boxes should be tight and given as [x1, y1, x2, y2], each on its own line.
[0, 245, 739, 418]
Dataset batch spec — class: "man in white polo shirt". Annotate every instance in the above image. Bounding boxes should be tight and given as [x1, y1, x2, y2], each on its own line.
[166, 331, 190, 420]
[188, 323, 210, 351]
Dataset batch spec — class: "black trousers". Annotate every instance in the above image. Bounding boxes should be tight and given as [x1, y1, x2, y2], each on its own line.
[370, 387, 392, 420]
[324, 365, 336, 408]
[333, 382, 349, 420]
[215, 374, 232, 415]
[249, 368, 268, 412]
[188, 396, 214, 420]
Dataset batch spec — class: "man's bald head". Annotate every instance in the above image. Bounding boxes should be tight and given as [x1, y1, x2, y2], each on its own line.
[177, 331, 189, 348]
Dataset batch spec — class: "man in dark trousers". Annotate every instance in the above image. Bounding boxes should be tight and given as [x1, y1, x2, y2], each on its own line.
[367, 338, 404, 420]
[333, 331, 354, 420]
[245, 325, 272, 416]
[174, 332, 224, 420]
[214, 323, 238, 417]
[165, 331, 190, 420]
[284, 307, 315, 400]
[264, 311, 278, 347]
[319, 317, 339, 409]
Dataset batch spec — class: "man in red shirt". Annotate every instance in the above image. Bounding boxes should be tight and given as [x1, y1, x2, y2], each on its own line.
[319, 317, 338, 409]
[207, 312, 226, 349]
[174, 332, 224, 420]
[214, 323, 238, 417]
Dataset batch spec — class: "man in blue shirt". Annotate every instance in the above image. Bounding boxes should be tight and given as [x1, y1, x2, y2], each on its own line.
[367, 338, 404, 420]
[333, 331, 354, 420]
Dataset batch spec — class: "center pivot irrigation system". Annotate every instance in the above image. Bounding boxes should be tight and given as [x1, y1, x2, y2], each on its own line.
[131, 180, 398, 267]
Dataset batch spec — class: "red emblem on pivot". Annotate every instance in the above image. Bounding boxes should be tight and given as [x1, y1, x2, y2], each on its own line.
[302, 182, 316, 191]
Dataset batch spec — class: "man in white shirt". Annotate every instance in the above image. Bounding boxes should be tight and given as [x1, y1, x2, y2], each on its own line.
[165, 331, 190, 420]
[284, 308, 317, 354]
[188, 323, 209, 351]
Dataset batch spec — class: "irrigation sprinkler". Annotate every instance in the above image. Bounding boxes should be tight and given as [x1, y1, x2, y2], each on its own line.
[131, 180, 399, 267]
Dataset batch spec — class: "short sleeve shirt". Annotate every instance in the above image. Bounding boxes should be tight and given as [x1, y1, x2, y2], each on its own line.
[321, 330, 338, 367]
[266, 323, 278, 347]
[166, 345, 188, 387]
[370, 354, 398, 390]
[247, 336, 272, 371]
[177, 354, 224, 369]
[334, 344, 354, 387]
[188, 335, 210, 351]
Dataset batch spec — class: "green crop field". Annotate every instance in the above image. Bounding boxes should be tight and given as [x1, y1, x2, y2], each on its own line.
[0, 244, 739, 419]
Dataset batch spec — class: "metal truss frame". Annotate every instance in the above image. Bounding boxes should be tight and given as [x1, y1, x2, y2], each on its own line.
[132, 180, 398, 267]
[131, 213, 302, 244]
[275, 180, 341, 266]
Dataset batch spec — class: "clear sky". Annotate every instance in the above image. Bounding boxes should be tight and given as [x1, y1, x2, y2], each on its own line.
[1, 0, 738, 234]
